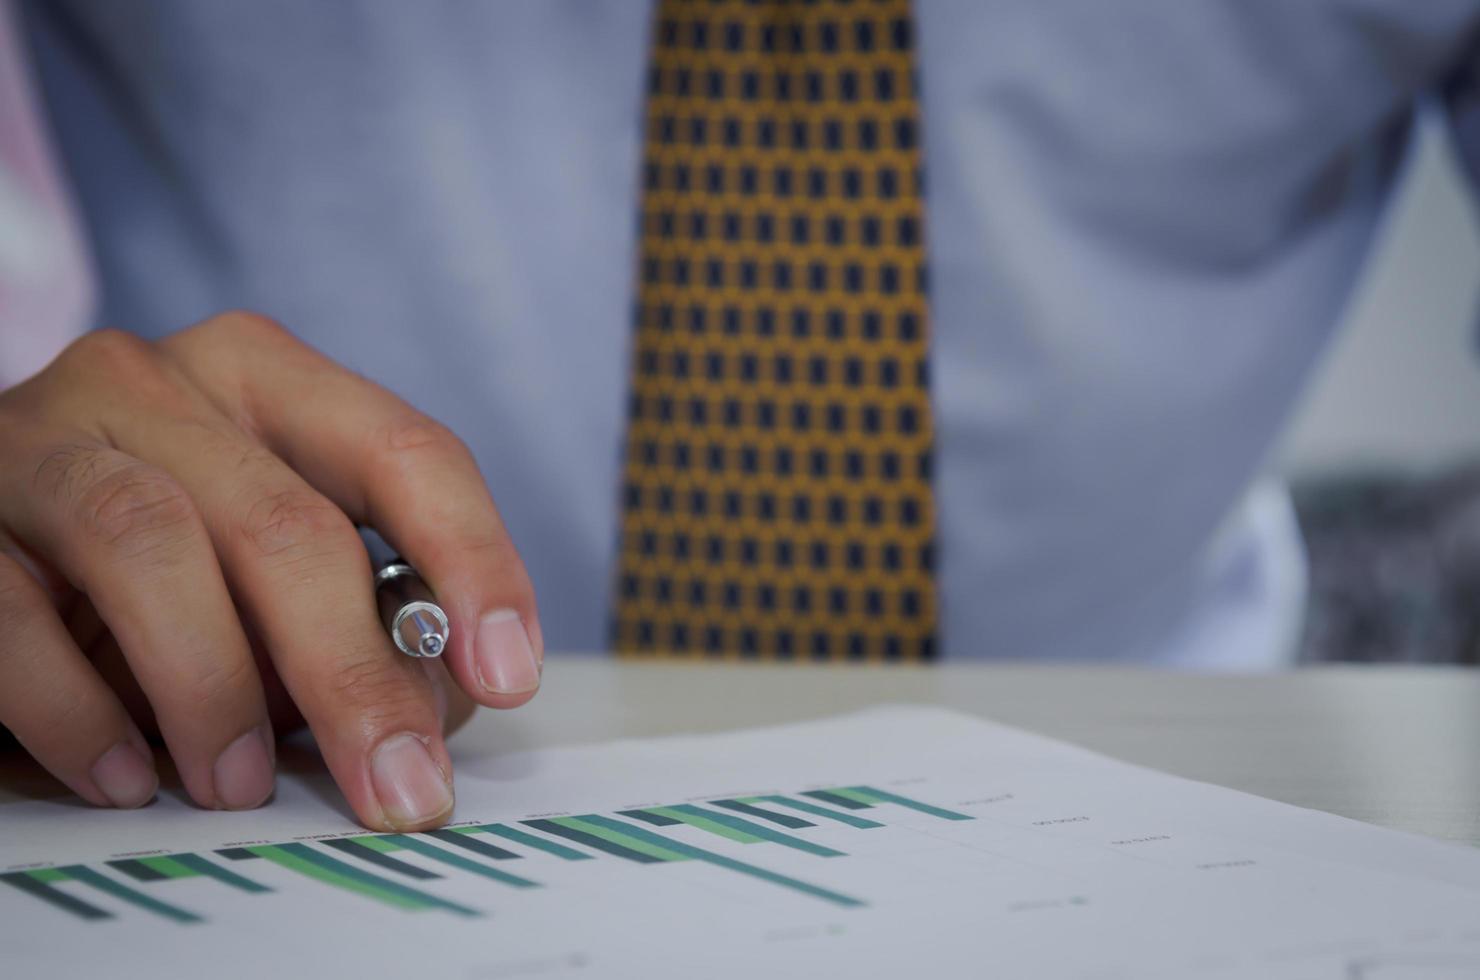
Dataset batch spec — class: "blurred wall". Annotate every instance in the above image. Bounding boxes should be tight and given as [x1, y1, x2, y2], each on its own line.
[1275, 114, 1480, 481]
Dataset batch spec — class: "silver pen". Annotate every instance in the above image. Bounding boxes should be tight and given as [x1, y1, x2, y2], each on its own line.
[374, 558, 450, 659]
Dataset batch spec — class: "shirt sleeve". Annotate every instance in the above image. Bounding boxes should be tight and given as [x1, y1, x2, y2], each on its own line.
[0, 0, 92, 389]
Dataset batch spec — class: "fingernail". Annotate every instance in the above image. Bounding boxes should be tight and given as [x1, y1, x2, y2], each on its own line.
[90, 742, 158, 809]
[213, 727, 275, 810]
[475, 609, 541, 695]
[371, 733, 453, 827]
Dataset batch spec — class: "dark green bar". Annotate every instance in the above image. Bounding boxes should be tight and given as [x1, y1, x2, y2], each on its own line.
[711, 799, 814, 829]
[138, 856, 196, 879]
[479, 824, 593, 861]
[106, 859, 168, 882]
[521, 819, 664, 864]
[60, 865, 201, 924]
[665, 804, 845, 857]
[550, 818, 686, 861]
[756, 796, 885, 829]
[801, 790, 873, 811]
[251, 847, 423, 912]
[617, 809, 683, 826]
[322, 838, 441, 881]
[383, 836, 539, 889]
[2, 872, 112, 921]
[576, 816, 865, 908]
[847, 786, 974, 821]
[427, 829, 521, 861]
[169, 853, 271, 893]
[267, 843, 478, 916]
[215, 848, 259, 861]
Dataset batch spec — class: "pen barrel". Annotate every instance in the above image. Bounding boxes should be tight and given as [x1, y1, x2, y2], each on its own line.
[375, 563, 449, 658]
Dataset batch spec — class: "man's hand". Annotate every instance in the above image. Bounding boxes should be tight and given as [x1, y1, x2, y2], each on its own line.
[0, 312, 543, 830]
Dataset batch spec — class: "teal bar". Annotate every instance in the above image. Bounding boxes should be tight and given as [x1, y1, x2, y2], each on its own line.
[169, 853, 271, 893]
[323, 838, 442, 880]
[664, 804, 845, 857]
[710, 799, 814, 830]
[578, 815, 865, 908]
[60, 865, 201, 924]
[755, 795, 885, 829]
[522, 819, 665, 864]
[801, 789, 873, 811]
[846, 786, 974, 821]
[215, 848, 259, 861]
[618, 809, 683, 827]
[106, 859, 168, 882]
[1, 871, 112, 921]
[268, 843, 479, 917]
[383, 835, 540, 889]
[427, 829, 520, 861]
[478, 824, 593, 861]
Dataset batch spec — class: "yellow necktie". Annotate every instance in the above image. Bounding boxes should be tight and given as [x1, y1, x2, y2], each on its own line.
[615, 0, 936, 661]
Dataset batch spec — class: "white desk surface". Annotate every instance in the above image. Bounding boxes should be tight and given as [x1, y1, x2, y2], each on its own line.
[3, 659, 1476, 848]
[461, 658, 1480, 847]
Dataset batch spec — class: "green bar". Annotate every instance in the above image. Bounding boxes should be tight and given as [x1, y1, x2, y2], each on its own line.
[250, 846, 422, 912]
[574, 816, 865, 909]
[2, 871, 112, 921]
[617, 808, 682, 826]
[60, 865, 201, 924]
[106, 859, 170, 882]
[427, 829, 521, 861]
[27, 867, 68, 883]
[323, 839, 441, 880]
[710, 799, 814, 830]
[545, 818, 685, 862]
[139, 856, 197, 879]
[479, 824, 593, 861]
[382, 836, 539, 889]
[521, 819, 668, 864]
[801, 789, 873, 811]
[169, 853, 271, 893]
[215, 848, 259, 861]
[647, 806, 764, 844]
[660, 804, 844, 857]
[842, 786, 974, 821]
[251, 844, 478, 916]
[350, 835, 403, 854]
[753, 795, 884, 829]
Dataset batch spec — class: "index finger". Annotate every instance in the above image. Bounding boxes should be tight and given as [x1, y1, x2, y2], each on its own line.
[163, 314, 544, 709]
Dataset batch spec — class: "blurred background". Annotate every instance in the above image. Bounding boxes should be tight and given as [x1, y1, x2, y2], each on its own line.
[1, 6, 1478, 668]
[1276, 111, 1480, 665]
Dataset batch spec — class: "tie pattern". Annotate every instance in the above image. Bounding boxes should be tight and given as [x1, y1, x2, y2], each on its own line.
[614, 0, 936, 661]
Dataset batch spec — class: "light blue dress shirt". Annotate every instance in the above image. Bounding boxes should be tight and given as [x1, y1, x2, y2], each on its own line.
[19, 1, 1480, 665]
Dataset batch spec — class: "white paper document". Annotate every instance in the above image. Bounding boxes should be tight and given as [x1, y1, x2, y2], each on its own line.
[3, 706, 1479, 979]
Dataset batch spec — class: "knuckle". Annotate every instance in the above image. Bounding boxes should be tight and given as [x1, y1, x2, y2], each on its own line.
[55, 329, 161, 384]
[63, 327, 153, 367]
[32, 444, 107, 504]
[326, 655, 426, 719]
[460, 532, 529, 585]
[378, 414, 462, 455]
[167, 310, 292, 364]
[72, 461, 198, 556]
[180, 651, 255, 712]
[211, 310, 291, 345]
[236, 488, 356, 563]
[28, 692, 97, 752]
[374, 414, 475, 477]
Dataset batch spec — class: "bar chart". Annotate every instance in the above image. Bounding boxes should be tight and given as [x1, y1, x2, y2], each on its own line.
[0, 785, 969, 926]
[7, 708, 1480, 979]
